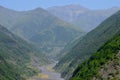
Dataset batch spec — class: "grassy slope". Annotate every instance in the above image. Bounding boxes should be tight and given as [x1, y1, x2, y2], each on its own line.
[0, 24, 50, 79]
[71, 34, 120, 80]
[55, 11, 120, 79]
[0, 6, 84, 57]
[0, 55, 24, 80]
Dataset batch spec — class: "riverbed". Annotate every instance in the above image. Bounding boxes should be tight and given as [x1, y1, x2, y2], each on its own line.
[29, 63, 64, 80]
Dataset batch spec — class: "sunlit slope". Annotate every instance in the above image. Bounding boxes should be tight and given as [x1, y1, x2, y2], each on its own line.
[55, 11, 120, 79]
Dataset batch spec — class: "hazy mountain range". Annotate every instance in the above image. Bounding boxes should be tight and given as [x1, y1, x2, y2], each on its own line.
[0, 6, 84, 58]
[0, 4, 120, 80]
[48, 4, 120, 32]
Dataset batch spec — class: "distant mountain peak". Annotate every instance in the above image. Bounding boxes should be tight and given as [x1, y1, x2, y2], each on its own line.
[0, 5, 8, 10]
[48, 4, 89, 11]
[0, 5, 4, 8]
[34, 7, 44, 11]
[62, 4, 89, 10]
[47, 4, 89, 22]
[109, 6, 120, 10]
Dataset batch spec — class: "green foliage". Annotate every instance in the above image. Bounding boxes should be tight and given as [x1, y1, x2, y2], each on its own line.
[0, 6, 84, 57]
[55, 11, 120, 79]
[0, 25, 50, 79]
[71, 35, 120, 80]
[0, 55, 24, 80]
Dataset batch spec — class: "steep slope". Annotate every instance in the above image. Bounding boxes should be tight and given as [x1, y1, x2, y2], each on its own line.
[0, 24, 49, 79]
[0, 6, 84, 57]
[73, 7, 120, 32]
[48, 5, 120, 32]
[0, 6, 22, 29]
[47, 4, 89, 22]
[0, 55, 23, 80]
[56, 35, 85, 60]
[71, 34, 120, 80]
[55, 11, 120, 79]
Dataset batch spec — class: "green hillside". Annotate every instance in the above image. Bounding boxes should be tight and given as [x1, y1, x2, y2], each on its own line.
[0, 6, 84, 58]
[0, 24, 49, 79]
[55, 11, 120, 79]
[56, 35, 85, 60]
[71, 34, 120, 80]
[0, 55, 24, 80]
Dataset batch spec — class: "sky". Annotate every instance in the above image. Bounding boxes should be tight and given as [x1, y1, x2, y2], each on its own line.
[0, 0, 120, 11]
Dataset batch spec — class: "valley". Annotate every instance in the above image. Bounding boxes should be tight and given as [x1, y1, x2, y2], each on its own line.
[0, 1, 120, 80]
[28, 62, 64, 80]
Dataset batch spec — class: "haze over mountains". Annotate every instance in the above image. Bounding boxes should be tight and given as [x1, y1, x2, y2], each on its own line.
[0, 3, 120, 80]
[0, 6, 84, 58]
[55, 10, 120, 79]
[0, 24, 50, 80]
[71, 11, 120, 80]
[47, 4, 89, 22]
[48, 4, 120, 32]
[0, 5, 119, 58]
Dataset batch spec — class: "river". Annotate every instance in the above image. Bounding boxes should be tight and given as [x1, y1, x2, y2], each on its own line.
[29, 62, 64, 80]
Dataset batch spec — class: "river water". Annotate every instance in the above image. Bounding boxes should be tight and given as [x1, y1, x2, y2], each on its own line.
[29, 62, 64, 80]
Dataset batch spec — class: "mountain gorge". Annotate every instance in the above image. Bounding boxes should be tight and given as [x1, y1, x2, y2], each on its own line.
[0, 3, 120, 80]
[0, 6, 84, 57]
[55, 10, 120, 79]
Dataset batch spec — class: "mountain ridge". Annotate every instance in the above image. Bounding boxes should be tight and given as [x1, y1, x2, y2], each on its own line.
[54, 10, 120, 79]
[71, 34, 120, 80]
[48, 4, 120, 32]
[0, 24, 50, 79]
[0, 5, 84, 58]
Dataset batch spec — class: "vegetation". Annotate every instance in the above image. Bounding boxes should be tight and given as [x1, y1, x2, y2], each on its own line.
[0, 55, 24, 80]
[71, 34, 120, 80]
[55, 10, 120, 79]
[0, 24, 50, 79]
[0, 6, 84, 58]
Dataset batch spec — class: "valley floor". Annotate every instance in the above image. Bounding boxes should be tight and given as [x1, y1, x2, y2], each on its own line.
[28, 62, 64, 80]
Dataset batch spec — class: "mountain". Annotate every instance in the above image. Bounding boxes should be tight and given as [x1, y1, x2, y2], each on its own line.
[73, 7, 120, 32]
[47, 4, 89, 22]
[0, 6, 21, 29]
[0, 6, 84, 58]
[56, 34, 85, 60]
[0, 55, 23, 80]
[48, 5, 120, 32]
[71, 33, 120, 80]
[0, 24, 49, 79]
[54, 10, 120, 79]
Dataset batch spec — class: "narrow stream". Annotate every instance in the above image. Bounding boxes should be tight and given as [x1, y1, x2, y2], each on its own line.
[29, 62, 64, 80]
